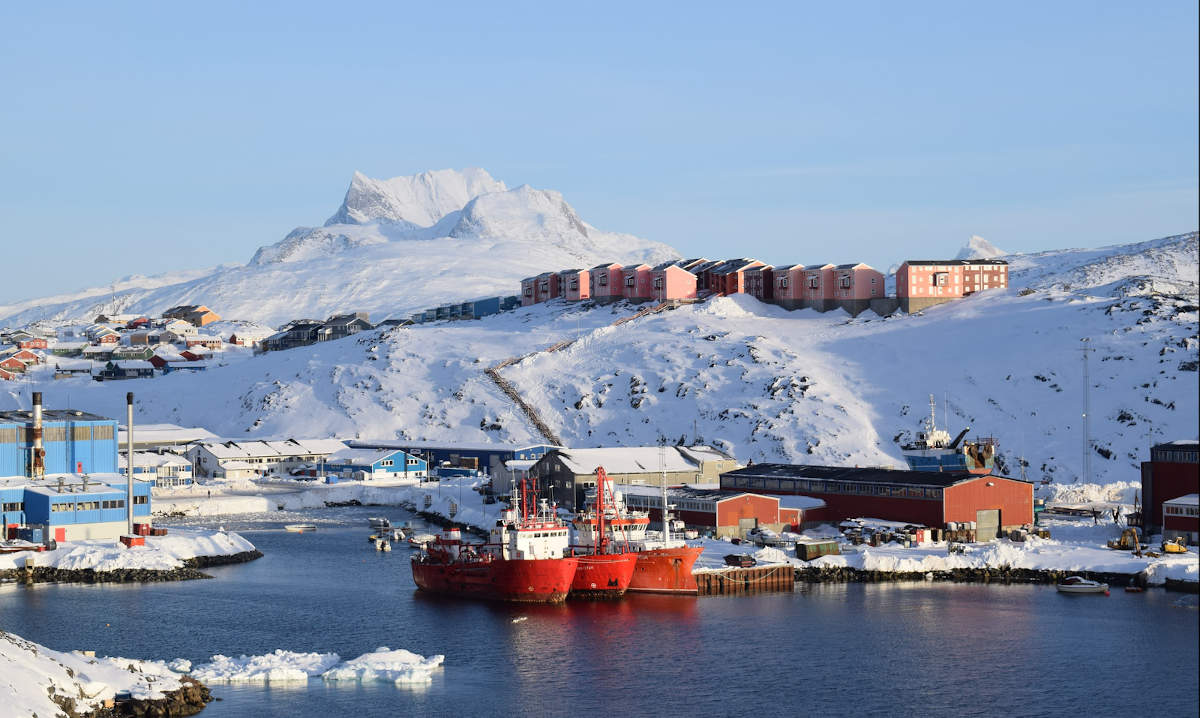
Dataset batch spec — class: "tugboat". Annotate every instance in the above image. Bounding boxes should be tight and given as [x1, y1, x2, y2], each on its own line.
[410, 479, 579, 603]
[572, 464, 701, 595]
[568, 468, 638, 599]
[901, 395, 997, 474]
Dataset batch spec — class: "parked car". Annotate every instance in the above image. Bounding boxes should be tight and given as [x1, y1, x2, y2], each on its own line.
[723, 553, 756, 568]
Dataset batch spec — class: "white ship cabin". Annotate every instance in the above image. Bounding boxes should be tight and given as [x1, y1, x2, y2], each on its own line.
[489, 499, 570, 560]
[573, 486, 650, 547]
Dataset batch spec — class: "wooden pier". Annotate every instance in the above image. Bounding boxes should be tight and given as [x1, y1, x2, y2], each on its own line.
[694, 565, 795, 596]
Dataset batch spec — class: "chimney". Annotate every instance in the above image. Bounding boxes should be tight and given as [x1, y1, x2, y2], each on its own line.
[31, 392, 45, 480]
[126, 392, 135, 536]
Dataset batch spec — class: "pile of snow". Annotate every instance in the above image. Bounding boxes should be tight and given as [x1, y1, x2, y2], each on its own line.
[1039, 480, 1143, 507]
[955, 235, 1007, 260]
[1, 630, 184, 718]
[188, 647, 444, 686]
[0, 529, 255, 572]
[190, 650, 341, 683]
[322, 647, 445, 685]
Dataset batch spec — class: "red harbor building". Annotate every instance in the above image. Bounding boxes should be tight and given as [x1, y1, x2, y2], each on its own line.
[720, 464, 1033, 537]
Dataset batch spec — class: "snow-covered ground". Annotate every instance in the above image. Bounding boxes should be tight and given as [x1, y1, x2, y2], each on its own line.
[693, 517, 1199, 585]
[0, 528, 255, 572]
[1, 630, 191, 718]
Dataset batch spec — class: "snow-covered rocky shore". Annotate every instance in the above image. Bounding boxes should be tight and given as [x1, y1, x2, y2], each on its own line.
[176, 647, 445, 686]
[0, 529, 260, 584]
[693, 517, 1199, 589]
[0, 630, 211, 717]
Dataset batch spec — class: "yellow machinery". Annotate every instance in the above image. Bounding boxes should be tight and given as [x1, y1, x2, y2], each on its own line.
[1161, 537, 1189, 554]
[1107, 527, 1143, 552]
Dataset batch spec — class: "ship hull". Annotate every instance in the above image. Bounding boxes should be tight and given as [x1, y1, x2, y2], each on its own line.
[569, 552, 638, 599]
[412, 556, 580, 603]
[627, 545, 703, 594]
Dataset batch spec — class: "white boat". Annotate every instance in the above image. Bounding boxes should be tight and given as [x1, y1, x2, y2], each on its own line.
[284, 523, 318, 533]
[375, 537, 392, 551]
[1056, 576, 1109, 594]
[368, 517, 392, 530]
[408, 533, 436, 548]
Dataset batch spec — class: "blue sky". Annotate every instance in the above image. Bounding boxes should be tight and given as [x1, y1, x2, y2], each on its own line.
[1, 2, 1196, 304]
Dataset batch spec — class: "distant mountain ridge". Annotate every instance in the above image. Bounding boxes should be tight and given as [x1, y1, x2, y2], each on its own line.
[1, 168, 679, 327]
[955, 235, 1006, 260]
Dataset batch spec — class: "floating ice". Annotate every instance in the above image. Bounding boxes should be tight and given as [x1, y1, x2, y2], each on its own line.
[322, 647, 445, 685]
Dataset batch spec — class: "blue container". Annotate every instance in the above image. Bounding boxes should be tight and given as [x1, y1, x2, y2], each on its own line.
[325, 476, 339, 484]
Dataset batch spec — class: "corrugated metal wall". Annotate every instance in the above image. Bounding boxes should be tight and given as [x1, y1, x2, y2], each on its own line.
[943, 477, 1033, 528]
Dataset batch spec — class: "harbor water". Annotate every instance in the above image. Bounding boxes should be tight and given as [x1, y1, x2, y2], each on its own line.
[1, 506, 1197, 717]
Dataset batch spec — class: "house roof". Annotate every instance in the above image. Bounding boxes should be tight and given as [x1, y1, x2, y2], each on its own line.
[114, 360, 154, 370]
[835, 263, 871, 270]
[803, 263, 834, 271]
[326, 448, 409, 466]
[550, 446, 729, 476]
[589, 262, 622, 270]
[196, 438, 347, 460]
[118, 424, 218, 446]
[709, 258, 762, 274]
[722, 463, 1026, 489]
[902, 259, 1009, 266]
[773, 263, 803, 272]
[1163, 493, 1199, 506]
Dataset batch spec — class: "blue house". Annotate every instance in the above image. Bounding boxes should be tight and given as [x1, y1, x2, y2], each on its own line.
[18, 477, 150, 541]
[323, 448, 427, 480]
[0, 408, 120, 476]
[345, 440, 562, 477]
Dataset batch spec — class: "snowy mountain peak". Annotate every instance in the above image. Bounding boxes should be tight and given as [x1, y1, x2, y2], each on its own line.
[450, 185, 590, 241]
[955, 235, 1006, 260]
[325, 168, 507, 228]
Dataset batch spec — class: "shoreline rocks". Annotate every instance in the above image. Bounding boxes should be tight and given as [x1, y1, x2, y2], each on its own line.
[0, 550, 263, 586]
[91, 677, 213, 718]
[793, 565, 1199, 593]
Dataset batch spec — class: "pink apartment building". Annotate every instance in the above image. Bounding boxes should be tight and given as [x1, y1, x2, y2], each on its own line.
[589, 262, 624, 303]
[621, 264, 654, 302]
[800, 264, 836, 311]
[534, 272, 561, 303]
[771, 264, 805, 310]
[832, 263, 885, 315]
[650, 261, 700, 301]
[896, 259, 1009, 313]
[744, 265, 774, 302]
[559, 269, 590, 301]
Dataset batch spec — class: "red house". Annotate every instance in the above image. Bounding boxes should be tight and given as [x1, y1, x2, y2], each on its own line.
[744, 265, 775, 302]
[126, 317, 150, 329]
[520, 276, 538, 307]
[800, 263, 836, 311]
[0, 368, 15, 381]
[0, 357, 26, 373]
[770, 264, 805, 310]
[832, 263, 885, 315]
[17, 338, 48, 350]
[1141, 441, 1199, 535]
[588, 263, 624, 303]
[621, 264, 653, 302]
[650, 261, 700, 302]
[98, 334, 119, 344]
[534, 272, 561, 303]
[708, 258, 765, 296]
[559, 269, 590, 301]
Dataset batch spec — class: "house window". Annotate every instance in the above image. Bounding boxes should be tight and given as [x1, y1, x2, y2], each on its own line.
[653, 278, 663, 289]
[569, 280, 578, 290]
[598, 276, 608, 287]
[778, 277, 788, 288]
[840, 276, 851, 289]
[381, 460, 394, 467]
[625, 276, 635, 287]
[871, 277, 876, 284]
[2, 501, 22, 512]
[524, 288, 532, 297]
[134, 496, 148, 505]
[808, 277, 819, 289]
[539, 282, 548, 291]
[933, 272, 949, 287]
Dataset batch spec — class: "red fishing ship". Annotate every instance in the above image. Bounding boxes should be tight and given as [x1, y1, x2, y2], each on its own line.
[568, 467, 638, 599]
[411, 479, 579, 603]
[572, 466, 702, 595]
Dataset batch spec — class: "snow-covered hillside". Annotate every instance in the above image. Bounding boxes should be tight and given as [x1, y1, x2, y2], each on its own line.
[4, 232, 1195, 488]
[0, 168, 677, 328]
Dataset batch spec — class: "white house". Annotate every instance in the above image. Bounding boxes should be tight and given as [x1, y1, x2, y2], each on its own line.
[186, 438, 347, 478]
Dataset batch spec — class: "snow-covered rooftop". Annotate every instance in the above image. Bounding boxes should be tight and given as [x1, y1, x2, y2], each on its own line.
[556, 446, 716, 475]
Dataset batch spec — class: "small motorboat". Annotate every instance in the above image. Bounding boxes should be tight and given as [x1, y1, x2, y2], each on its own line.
[1056, 576, 1109, 594]
[408, 533, 436, 548]
[284, 523, 318, 533]
[368, 517, 392, 530]
[1124, 586, 1145, 593]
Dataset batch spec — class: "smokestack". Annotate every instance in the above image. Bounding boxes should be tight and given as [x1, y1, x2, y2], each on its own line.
[31, 391, 45, 480]
[126, 392, 134, 536]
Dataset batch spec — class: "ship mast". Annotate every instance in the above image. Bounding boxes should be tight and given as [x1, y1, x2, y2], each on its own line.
[660, 442, 670, 542]
[595, 467, 609, 554]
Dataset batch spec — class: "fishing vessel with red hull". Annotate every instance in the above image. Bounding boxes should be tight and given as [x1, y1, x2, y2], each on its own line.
[573, 466, 702, 595]
[568, 467, 637, 599]
[411, 481, 578, 603]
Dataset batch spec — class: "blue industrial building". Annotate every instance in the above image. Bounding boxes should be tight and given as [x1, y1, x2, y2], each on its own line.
[324, 448, 428, 480]
[345, 440, 560, 477]
[0, 408, 119, 476]
[2, 477, 151, 541]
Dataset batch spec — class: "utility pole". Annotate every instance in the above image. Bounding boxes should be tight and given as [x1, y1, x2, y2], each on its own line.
[1081, 338, 1094, 484]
